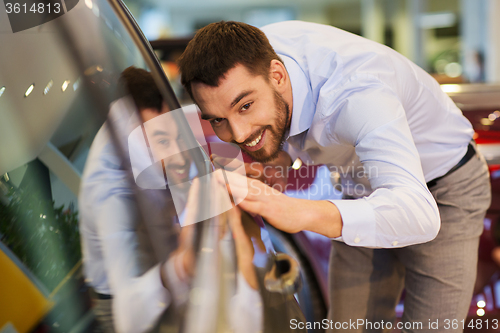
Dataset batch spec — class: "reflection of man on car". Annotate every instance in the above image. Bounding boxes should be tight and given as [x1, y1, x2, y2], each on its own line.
[145, 118, 191, 187]
[79, 66, 264, 333]
[140, 107, 192, 190]
[79, 66, 196, 333]
[137, 102, 194, 216]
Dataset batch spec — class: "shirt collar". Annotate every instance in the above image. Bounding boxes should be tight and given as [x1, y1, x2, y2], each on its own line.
[281, 54, 315, 138]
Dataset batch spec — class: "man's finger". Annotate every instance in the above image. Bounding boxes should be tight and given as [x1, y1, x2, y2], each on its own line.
[182, 177, 200, 227]
[233, 199, 262, 217]
[212, 153, 266, 180]
[214, 169, 247, 187]
[211, 154, 246, 173]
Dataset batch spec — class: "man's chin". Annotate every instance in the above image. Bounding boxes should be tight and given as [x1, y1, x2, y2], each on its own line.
[243, 146, 282, 164]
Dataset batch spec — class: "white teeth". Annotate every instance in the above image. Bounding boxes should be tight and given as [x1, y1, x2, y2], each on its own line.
[245, 133, 262, 147]
[173, 167, 187, 175]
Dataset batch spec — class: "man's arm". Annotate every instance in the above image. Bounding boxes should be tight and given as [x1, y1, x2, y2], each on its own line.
[324, 80, 440, 247]
[219, 80, 440, 248]
[216, 171, 343, 238]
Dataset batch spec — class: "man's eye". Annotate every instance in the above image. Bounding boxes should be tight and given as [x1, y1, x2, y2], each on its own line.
[241, 102, 252, 111]
[158, 139, 170, 147]
[211, 118, 225, 126]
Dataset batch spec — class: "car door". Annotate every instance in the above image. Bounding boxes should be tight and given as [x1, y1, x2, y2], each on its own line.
[0, 0, 307, 332]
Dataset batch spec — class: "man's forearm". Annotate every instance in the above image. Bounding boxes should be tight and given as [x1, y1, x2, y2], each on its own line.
[219, 170, 343, 238]
[269, 194, 343, 238]
[293, 198, 343, 238]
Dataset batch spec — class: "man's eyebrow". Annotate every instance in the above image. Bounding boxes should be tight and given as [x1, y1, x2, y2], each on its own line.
[230, 90, 254, 108]
[199, 90, 255, 121]
[150, 129, 172, 137]
[200, 113, 214, 121]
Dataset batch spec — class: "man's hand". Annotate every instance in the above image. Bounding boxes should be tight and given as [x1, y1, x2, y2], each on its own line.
[226, 207, 259, 289]
[216, 170, 344, 238]
[160, 178, 201, 288]
[211, 151, 291, 192]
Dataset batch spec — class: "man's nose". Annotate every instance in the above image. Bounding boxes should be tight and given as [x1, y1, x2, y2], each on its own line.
[229, 121, 252, 144]
[169, 141, 186, 164]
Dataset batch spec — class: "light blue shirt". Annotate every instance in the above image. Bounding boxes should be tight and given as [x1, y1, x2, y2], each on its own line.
[78, 98, 174, 333]
[262, 21, 474, 248]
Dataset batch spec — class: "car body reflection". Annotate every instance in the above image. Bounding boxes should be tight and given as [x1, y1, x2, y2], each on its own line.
[0, 0, 307, 332]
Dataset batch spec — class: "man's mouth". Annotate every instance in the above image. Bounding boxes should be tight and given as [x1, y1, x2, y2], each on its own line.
[244, 129, 266, 152]
[170, 164, 189, 180]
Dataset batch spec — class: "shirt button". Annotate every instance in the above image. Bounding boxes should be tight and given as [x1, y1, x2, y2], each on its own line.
[354, 237, 361, 244]
[392, 241, 398, 246]
[158, 301, 166, 308]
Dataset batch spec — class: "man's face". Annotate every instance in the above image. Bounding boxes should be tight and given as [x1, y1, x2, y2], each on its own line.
[141, 108, 191, 189]
[192, 64, 290, 163]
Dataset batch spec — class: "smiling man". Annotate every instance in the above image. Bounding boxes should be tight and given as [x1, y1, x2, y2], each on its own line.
[197, 65, 291, 163]
[178, 21, 491, 332]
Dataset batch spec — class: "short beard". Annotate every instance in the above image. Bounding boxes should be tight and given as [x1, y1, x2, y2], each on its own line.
[245, 90, 290, 163]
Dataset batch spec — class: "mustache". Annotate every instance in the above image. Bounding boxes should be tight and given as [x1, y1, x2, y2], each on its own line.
[165, 161, 190, 170]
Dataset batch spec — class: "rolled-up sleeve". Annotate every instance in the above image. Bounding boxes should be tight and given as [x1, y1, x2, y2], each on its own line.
[324, 77, 440, 248]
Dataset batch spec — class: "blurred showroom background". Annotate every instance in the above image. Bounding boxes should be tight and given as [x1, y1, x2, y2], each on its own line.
[121, 0, 500, 93]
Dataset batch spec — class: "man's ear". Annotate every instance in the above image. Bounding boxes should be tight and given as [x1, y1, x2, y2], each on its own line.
[269, 60, 288, 94]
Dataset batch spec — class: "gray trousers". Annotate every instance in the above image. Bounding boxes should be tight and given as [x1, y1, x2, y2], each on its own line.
[328, 148, 491, 333]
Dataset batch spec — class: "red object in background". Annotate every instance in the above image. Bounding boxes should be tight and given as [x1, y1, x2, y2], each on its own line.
[455, 88, 500, 321]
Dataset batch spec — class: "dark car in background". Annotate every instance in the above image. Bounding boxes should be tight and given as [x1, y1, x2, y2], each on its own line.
[445, 84, 500, 324]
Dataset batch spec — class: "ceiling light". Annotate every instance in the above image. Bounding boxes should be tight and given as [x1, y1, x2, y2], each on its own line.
[84, 65, 103, 76]
[0, 86, 5, 97]
[73, 78, 80, 91]
[61, 80, 70, 92]
[44, 80, 53, 95]
[25, 84, 35, 97]
[441, 84, 461, 93]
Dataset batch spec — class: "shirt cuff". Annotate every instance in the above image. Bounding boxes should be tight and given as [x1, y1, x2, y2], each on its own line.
[328, 198, 377, 247]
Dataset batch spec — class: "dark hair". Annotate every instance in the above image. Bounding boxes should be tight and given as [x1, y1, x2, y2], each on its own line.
[120, 66, 162, 111]
[178, 21, 282, 100]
